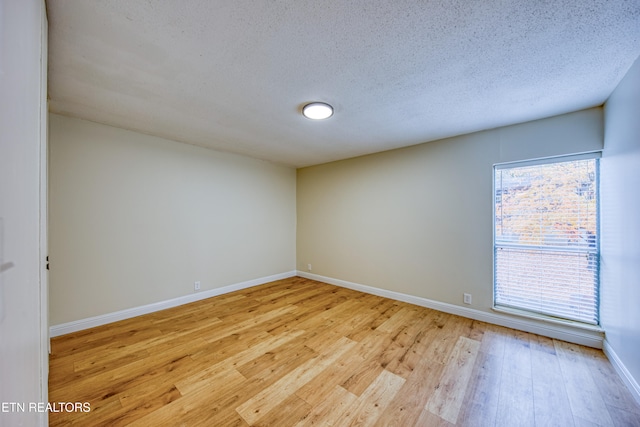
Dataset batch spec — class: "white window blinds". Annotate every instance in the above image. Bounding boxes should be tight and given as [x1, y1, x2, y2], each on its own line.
[494, 156, 599, 324]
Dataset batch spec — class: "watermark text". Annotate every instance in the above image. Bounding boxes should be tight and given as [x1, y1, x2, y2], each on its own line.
[1, 402, 90, 413]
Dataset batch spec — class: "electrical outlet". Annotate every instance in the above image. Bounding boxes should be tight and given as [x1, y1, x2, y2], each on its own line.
[194, 281, 201, 291]
[463, 293, 472, 304]
[307, 264, 312, 271]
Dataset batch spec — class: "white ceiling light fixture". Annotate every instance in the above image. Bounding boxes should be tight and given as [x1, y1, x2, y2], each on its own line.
[302, 102, 333, 120]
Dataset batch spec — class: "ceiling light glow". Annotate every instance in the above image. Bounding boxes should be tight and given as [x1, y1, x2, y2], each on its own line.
[303, 102, 333, 120]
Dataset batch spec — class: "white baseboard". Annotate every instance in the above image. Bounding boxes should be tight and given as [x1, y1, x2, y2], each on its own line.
[297, 271, 604, 348]
[49, 271, 297, 337]
[603, 340, 640, 405]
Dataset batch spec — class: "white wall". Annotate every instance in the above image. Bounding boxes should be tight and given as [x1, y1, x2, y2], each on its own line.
[49, 114, 296, 326]
[297, 108, 603, 315]
[0, 1, 48, 426]
[601, 55, 640, 395]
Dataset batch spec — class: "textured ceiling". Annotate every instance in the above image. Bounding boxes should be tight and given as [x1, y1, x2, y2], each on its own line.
[47, 1, 640, 167]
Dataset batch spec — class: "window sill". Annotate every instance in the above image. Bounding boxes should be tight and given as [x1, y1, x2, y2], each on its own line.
[492, 305, 604, 333]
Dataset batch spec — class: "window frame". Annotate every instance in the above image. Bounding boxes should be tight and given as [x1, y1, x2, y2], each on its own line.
[492, 152, 601, 325]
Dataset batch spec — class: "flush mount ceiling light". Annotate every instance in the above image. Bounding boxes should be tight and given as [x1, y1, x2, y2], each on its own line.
[302, 102, 333, 120]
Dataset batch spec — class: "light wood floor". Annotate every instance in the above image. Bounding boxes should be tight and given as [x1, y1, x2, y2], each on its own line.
[49, 277, 640, 426]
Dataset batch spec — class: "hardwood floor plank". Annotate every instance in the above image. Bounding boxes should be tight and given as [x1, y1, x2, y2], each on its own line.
[502, 328, 533, 379]
[235, 338, 316, 380]
[50, 337, 207, 404]
[457, 351, 503, 427]
[265, 294, 347, 336]
[252, 284, 311, 303]
[126, 367, 248, 426]
[375, 305, 420, 333]
[295, 385, 358, 427]
[381, 311, 442, 379]
[253, 394, 312, 427]
[574, 415, 606, 427]
[49, 277, 640, 426]
[426, 336, 481, 424]
[235, 336, 357, 425]
[495, 370, 535, 427]
[465, 320, 487, 342]
[112, 383, 183, 425]
[555, 340, 615, 427]
[528, 332, 556, 354]
[202, 304, 297, 343]
[494, 330, 535, 427]
[295, 329, 392, 406]
[188, 328, 270, 361]
[415, 409, 457, 426]
[346, 299, 403, 342]
[49, 394, 124, 427]
[295, 298, 368, 333]
[530, 341, 574, 427]
[72, 348, 151, 376]
[580, 346, 640, 417]
[176, 329, 306, 395]
[334, 369, 405, 426]
[479, 326, 508, 356]
[50, 317, 158, 355]
[606, 405, 640, 427]
[341, 358, 385, 397]
[373, 359, 446, 427]
[420, 313, 462, 365]
[301, 309, 379, 353]
[372, 317, 457, 427]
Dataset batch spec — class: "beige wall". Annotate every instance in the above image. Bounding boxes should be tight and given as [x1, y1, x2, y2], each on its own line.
[297, 108, 603, 313]
[49, 114, 296, 325]
[601, 55, 640, 391]
[50, 107, 606, 329]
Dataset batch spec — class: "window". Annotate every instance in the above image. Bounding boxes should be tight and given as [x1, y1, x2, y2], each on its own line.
[493, 155, 600, 324]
